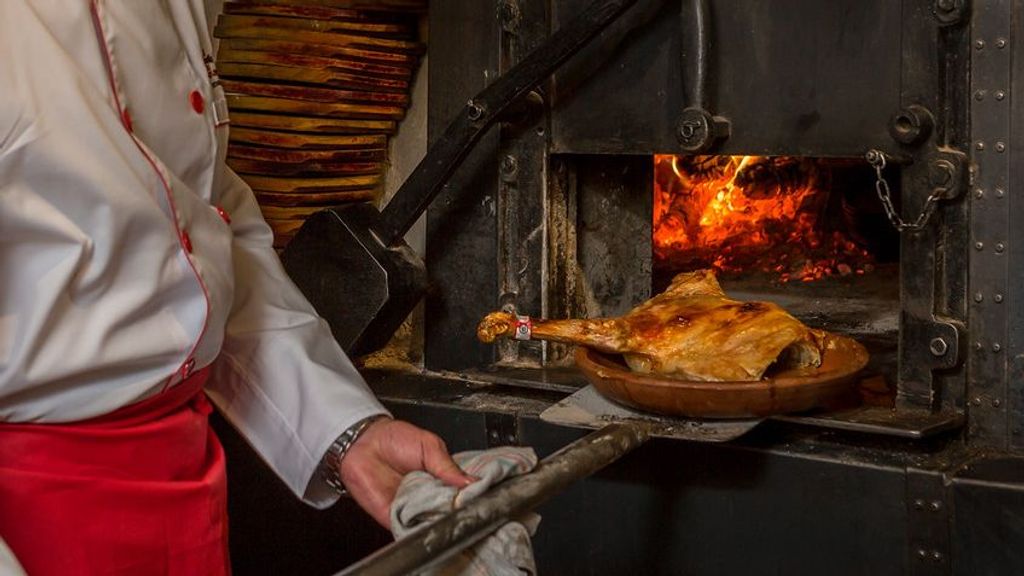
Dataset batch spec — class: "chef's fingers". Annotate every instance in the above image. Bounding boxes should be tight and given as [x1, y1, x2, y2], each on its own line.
[421, 435, 475, 488]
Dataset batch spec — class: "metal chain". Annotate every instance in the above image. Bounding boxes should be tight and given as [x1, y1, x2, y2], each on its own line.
[865, 149, 944, 232]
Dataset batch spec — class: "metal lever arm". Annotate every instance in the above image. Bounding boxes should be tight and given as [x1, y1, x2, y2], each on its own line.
[378, 0, 643, 246]
[334, 424, 650, 576]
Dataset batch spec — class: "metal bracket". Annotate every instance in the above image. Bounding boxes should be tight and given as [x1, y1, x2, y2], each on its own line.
[485, 412, 520, 447]
[927, 147, 968, 201]
[677, 0, 730, 152]
[676, 107, 731, 153]
[906, 468, 952, 575]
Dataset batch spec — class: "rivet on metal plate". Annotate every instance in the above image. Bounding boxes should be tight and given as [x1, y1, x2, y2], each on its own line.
[996, 38, 1007, 49]
[993, 343, 1003, 353]
[996, 142, 1006, 152]
[996, 188, 1006, 198]
[996, 242, 1005, 253]
[975, 39, 986, 50]
[975, 342, 984, 351]
[976, 141, 986, 151]
[996, 90, 1007, 101]
[993, 399, 1002, 408]
[975, 90, 986, 100]
[971, 396, 983, 406]
[975, 188, 985, 199]
[975, 241, 985, 250]
[974, 292, 984, 302]
[929, 501, 942, 512]
[994, 294, 1004, 303]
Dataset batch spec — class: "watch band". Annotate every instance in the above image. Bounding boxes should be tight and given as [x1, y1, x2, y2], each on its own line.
[318, 414, 388, 495]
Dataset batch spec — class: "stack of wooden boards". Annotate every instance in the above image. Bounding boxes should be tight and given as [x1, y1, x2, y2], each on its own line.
[214, 0, 426, 248]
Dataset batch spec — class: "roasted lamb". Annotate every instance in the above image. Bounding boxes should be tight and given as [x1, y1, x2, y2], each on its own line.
[477, 269, 824, 381]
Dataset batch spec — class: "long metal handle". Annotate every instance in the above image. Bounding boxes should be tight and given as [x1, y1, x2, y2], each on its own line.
[681, 0, 710, 109]
[335, 423, 650, 576]
[378, 0, 643, 245]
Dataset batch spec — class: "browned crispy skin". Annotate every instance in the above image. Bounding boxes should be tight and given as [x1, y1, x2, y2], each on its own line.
[477, 269, 823, 381]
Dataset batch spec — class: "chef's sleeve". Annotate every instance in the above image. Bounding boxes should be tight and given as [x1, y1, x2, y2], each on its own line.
[204, 166, 390, 509]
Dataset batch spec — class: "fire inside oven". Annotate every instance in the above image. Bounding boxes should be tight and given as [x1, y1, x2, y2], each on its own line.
[650, 154, 902, 392]
[652, 155, 899, 284]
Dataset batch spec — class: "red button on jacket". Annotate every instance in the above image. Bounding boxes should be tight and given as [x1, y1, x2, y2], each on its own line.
[189, 90, 205, 114]
[181, 231, 193, 253]
[215, 205, 231, 224]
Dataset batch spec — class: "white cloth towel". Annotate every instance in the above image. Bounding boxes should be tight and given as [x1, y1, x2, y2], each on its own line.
[390, 446, 541, 576]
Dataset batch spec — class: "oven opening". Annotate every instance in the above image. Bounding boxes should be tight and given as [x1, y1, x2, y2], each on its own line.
[651, 154, 901, 394]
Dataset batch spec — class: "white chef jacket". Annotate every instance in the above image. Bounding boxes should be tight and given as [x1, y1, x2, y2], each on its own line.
[0, 0, 389, 507]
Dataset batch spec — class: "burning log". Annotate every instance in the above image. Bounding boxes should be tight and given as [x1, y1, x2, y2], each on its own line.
[653, 155, 875, 282]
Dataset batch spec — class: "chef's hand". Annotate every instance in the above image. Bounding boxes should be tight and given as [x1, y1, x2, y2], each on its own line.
[337, 417, 475, 529]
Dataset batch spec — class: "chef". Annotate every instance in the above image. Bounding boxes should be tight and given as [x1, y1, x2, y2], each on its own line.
[0, 2, 473, 574]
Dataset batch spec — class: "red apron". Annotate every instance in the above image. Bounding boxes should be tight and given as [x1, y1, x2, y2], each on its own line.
[0, 368, 230, 575]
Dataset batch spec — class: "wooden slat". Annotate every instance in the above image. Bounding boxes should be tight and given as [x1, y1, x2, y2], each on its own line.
[217, 38, 417, 66]
[241, 0, 428, 14]
[214, 21, 423, 53]
[228, 143, 387, 163]
[256, 189, 378, 205]
[218, 62, 409, 92]
[216, 13, 412, 38]
[225, 94, 405, 119]
[246, 173, 382, 193]
[229, 111, 394, 134]
[216, 47, 412, 79]
[223, 2, 415, 24]
[221, 79, 408, 106]
[229, 126, 387, 149]
[228, 156, 382, 176]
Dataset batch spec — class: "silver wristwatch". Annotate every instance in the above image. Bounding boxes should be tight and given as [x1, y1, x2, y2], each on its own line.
[318, 414, 388, 495]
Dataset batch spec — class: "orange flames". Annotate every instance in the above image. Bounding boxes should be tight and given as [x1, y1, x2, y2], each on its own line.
[653, 155, 872, 282]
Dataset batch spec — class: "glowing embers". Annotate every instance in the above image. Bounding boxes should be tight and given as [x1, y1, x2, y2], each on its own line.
[653, 155, 874, 282]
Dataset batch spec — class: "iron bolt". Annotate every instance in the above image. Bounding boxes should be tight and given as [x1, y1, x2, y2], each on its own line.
[929, 161, 954, 188]
[466, 100, 486, 121]
[993, 343, 1003, 353]
[975, 242, 985, 251]
[932, 551, 944, 562]
[929, 338, 948, 356]
[976, 141, 986, 150]
[996, 90, 1007, 101]
[929, 501, 942, 512]
[996, 38, 1008, 49]
[975, 189, 985, 199]
[500, 155, 519, 177]
[974, 292, 984, 302]
[975, 342, 984, 351]
[993, 398, 1003, 407]
[996, 142, 1006, 152]
[971, 396, 982, 406]
[996, 188, 1006, 198]
[916, 548, 928, 560]
[995, 293, 1004, 303]
[914, 499, 926, 510]
[974, 90, 986, 100]
[996, 242, 1005, 253]
[976, 39, 986, 50]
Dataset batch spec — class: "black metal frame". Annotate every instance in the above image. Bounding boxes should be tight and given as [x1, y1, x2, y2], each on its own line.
[422, 0, 1024, 448]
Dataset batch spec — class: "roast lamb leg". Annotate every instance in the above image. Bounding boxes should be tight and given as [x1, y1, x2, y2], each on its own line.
[477, 269, 824, 382]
